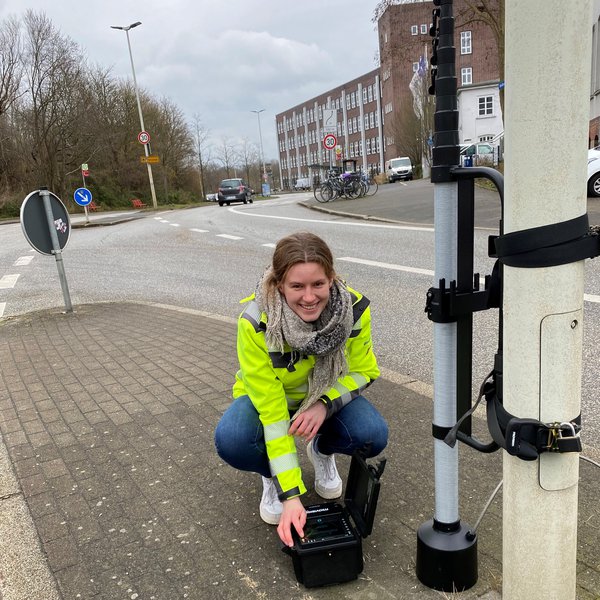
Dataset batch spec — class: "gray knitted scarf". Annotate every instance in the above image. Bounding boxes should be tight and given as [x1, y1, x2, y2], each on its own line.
[255, 267, 354, 418]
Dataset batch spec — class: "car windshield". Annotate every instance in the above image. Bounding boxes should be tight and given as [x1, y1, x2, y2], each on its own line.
[390, 158, 410, 168]
[220, 179, 242, 188]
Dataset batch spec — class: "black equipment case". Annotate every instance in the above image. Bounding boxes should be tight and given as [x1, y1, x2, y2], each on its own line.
[282, 450, 386, 588]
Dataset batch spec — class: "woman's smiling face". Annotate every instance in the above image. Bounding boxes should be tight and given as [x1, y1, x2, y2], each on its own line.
[279, 262, 332, 322]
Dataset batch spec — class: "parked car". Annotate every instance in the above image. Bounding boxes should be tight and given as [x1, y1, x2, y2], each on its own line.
[217, 178, 253, 206]
[385, 157, 413, 182]
[588, 147, 600, 197]
[294, 177, 311, 190]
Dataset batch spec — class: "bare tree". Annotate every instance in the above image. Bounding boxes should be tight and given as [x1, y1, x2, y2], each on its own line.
[0, 17, 24, 118]
[214, 136, 239, 178]
[238, 137, 259, 189]
[191, 113, 210, 200]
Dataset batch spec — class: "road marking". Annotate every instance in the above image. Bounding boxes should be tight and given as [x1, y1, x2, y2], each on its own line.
[262, 243, 276, 248]
[14, 256, 34, 266]
[169, 223, 180, 227]
[584, 294, 600, 304]
[0, 302, 5, 317]
[340, 257, 600, 304]
[217, 234, 243, 240]
[338, 257, 434, 277]
[0, 274, 20, 289]
[190, 228, 209, 233]
[154, 217, 163, 220]
[228, 206, 434, 232]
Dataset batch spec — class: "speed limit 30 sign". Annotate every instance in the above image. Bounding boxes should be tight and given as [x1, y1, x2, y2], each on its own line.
[138, 131, 151, 144]
[323, 134, 337, 151]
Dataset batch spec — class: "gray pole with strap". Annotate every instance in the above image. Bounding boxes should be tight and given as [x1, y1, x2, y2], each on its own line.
[416, 0, 477, 591]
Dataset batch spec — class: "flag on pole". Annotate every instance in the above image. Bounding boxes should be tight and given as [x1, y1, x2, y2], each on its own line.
[409, 55, 428, 118]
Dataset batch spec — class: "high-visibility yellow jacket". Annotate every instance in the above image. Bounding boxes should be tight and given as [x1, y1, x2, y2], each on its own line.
[232, 287, 380, 501]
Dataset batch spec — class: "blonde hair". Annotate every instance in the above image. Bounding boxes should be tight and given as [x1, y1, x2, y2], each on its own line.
[265, 231, 336, 292]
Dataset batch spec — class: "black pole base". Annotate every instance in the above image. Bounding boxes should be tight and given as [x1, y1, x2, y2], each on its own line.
[416, 519, 478, 591]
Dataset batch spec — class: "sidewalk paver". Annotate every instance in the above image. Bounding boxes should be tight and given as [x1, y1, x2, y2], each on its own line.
[0, 303, 598, 598]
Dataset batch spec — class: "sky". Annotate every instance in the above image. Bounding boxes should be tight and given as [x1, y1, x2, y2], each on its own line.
[0, 0, 383, 162]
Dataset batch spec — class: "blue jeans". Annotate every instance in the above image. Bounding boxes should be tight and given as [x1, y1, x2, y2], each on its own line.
[214, 395, 388, 478]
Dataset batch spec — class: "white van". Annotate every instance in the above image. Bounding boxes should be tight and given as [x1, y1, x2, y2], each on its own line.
[385, 157, 413, 183]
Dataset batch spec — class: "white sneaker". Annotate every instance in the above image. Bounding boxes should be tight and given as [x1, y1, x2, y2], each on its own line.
[307, 439, 342, 499]
[259, 476, 282, 525]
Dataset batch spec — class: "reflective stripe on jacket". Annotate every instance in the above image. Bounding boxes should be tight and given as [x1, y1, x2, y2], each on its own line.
[232, 287, 380, 500]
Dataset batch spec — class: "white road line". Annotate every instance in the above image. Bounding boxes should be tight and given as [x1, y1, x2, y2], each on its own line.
[14, 256, 34, 266]
[338, 257, 434, 277]
[169, 223, 180, 227]
[340, 257, 600, 304]
[0, 274, 20, 289]
[0, 302, 5, 318]
[190, 228, 209, 233]
[217, 234, 243, 240]
[262, 243, 276, 248]
[153, 217, 163, 220]
[228, 206, 434, 231]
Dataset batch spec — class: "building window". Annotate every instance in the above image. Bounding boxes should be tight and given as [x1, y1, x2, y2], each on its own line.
[420, 24, 427, 34]
[363, 88, 367, 103]
[352, 116, 357, 132]
[479, 134, 494, 142]
[370, 112, 375, 129]
[348, 118, 352, 134]
[364, 114, 369, 130]
[461, 67, 473, 85]
[368, 85, 373, 103]
[411, 25, 418, 35]
[461, 31, 472, 55]
[478, 95, 494, 116]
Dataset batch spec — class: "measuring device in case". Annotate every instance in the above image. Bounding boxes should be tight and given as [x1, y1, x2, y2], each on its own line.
[282, 449, 386, 587]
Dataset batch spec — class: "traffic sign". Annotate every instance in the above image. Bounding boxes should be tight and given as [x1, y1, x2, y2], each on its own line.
[20, 190, 71, 255]
[74, 187, 93, 207]
[138, 131, 151, 144]
[323, 134, 337, 151]
[140, 155, 160, 164]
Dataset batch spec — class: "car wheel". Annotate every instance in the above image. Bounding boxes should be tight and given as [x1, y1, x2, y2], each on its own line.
[388, 178, 394, 184]
[218, 201, 224, 206]
[243, 197, 247, 204]
[227, 202, 231, 206]
[589, 173, 600, 197]
[248, 195, 253, 204]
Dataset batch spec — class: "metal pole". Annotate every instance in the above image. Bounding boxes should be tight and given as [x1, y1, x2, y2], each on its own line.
[40, 188, 73, 313]
[81, 169, 89, 224]
[502, 2, 591, 596]
[416, 0, 477, 591]
[118, 24, 158, 209]
[252, 109, 267, 191]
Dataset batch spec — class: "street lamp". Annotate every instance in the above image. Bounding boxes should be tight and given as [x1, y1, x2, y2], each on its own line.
[111, 21, 158, 209]
[251, 109, 268, 192]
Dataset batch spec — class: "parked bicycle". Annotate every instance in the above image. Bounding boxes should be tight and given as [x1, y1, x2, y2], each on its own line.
[314, 170, 362, 203]
[314, 169, 378, 202]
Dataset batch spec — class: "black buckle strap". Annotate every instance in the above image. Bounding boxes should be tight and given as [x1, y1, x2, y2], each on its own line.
[490, 213, 600, 268]
[485, 378, 582, 461]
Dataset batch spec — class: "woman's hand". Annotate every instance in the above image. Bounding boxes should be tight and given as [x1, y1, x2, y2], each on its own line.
[288, 402, 327, 442]
[277, 497, 306, 547]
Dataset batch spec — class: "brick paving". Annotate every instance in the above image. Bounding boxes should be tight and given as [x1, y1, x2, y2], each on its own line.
[0, 302, 598, 599]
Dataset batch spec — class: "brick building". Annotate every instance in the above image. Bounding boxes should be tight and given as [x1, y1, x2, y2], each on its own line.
[275, 0, 503, 190]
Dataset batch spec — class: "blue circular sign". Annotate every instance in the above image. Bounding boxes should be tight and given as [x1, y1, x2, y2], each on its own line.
[74, 187, 92, 206]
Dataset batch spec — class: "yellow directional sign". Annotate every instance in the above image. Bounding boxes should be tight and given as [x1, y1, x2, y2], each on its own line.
[140, 155, 160, 164]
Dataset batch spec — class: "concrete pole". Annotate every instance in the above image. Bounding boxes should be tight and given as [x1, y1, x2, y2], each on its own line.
[503, 1, 592, 597]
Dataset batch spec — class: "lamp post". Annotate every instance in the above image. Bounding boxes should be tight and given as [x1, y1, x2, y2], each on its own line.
[111, 21, 158, 209]
[251, 109, 267, 191]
